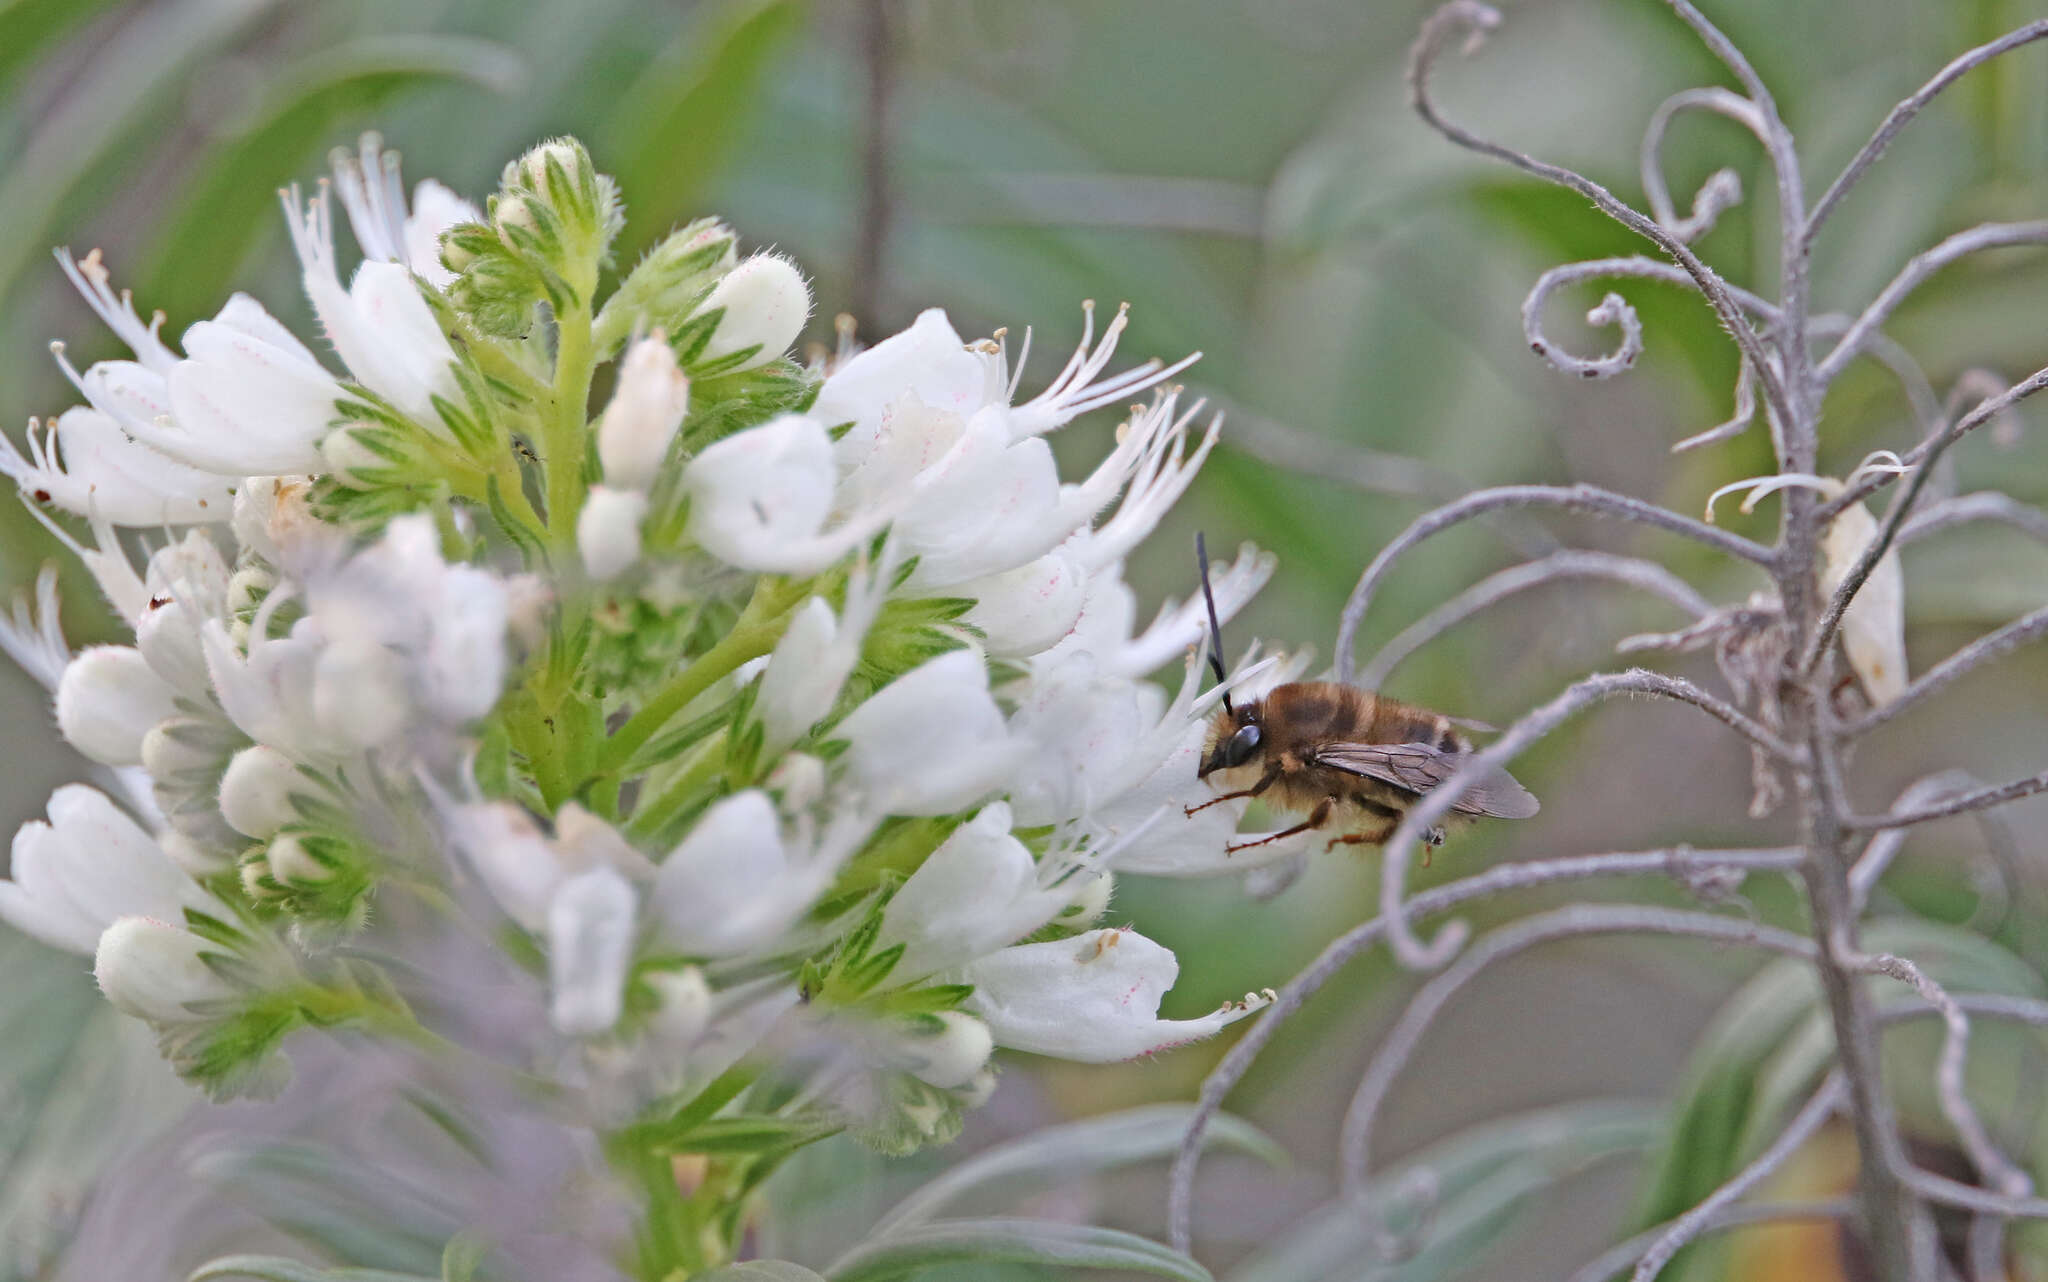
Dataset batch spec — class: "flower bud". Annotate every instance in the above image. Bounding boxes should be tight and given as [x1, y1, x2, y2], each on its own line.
[266, 832, 333, 886]
[1056, 871, 1114, 929]
[95, 915, 234, 1024]
[891, 1011, 994, 1089]
[240, 854, 282, 901]
[598, 338, 690, 489]
[645, 966, 712, 1050]
[577, 486, 648, 582]
[688, 253, 811, 372]
[225, 564, 277, 619]
[509, 137, 591, 196]
[955, 1066, 999, 1109]
[140, 714, 238, 782]
[56, 645, 180, 765]
[218, 744, 309, 839]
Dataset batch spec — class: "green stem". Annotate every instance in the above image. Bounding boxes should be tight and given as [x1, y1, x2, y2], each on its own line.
[600, 577, 807, 774]
[626, 728, 731, 841]
[544, 303, 597, 560]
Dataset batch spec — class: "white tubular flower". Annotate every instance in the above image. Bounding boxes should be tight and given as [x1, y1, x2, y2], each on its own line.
[963, 927, 1272, 1063]
[232, 476, 340, 571]
[60, 297, 344, 477]
[329, 134, 481, 289]
[1004, 650, 1155, 828]
[650, 790, 870, 958]
[94, 914, 237, 1024]
[579, 486, 649, 581]
[201, 613, 325, 760]
[757, 551, 889, 752]
[834, 649, 1020, 817]
[281, 181, 460, 426]
[547, 866, 639, 1037]
[598, 336, 690, 489]
[958, 549, 1088, 659]
[683, 414, 893, 574]
[55, 645, 180, 765]
[0, 409, 234, 525]
[878, 802, 1088, 980]
[0, 785, 221, 955]
[688, 252, 811, 371]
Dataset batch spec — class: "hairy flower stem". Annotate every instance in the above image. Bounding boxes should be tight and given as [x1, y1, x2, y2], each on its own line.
[601, 576, 808, 773]
[546, 303, 597, 561]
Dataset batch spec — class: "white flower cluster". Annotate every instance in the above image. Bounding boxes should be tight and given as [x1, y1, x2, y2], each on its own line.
[0, 135, 1288, 1155]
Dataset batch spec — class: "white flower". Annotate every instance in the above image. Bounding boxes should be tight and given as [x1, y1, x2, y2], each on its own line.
[547, 866, 639, 1037]
[757, 550, 890, 752]
[598, 336, 690, 489]
[834, 649, 1020, 817]
[444, 799, 567, 931]
[55, 645, 180, 766]
[649, 790, 870, 958]
[94, 914, 237, 1024]
[281, 180, 460, 425]
[232, 476, 342, 570]
[883, 1010, 994, 1089]
[0, 408, 235, 526]
[0, 785, 221, 955]
[689, 253, 811, 371]
[579, 486, 648, 581]
[878, 802, 1095, 980]
[963, 927, 1272, 1062]
[683, 414, 893, 574]
[330, 133, 481, 289]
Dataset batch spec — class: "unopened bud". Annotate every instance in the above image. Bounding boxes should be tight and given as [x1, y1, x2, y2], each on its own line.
[95, 915, 234, 1024]
[689, 253, 811, 372]
[266, 832, 334, 886]
[645, 967, 712, 1049]
[240, 854, 281, 900]
[577, 486, 648, 581]
[547, 866, 637, 1037]
[598, 337, 690, 488]
[219, 745, 309, 839]
[509, 138, 591, 195]
[56, 645, 180, 765]
[893, 1011, 994, 1090]
[225, 565, 277, 619]
[1056, 872, 1114, 929]
[140, 715, 238, 782]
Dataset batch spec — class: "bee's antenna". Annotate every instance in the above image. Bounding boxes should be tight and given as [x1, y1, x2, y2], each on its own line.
[1196, 532, 1235, 715]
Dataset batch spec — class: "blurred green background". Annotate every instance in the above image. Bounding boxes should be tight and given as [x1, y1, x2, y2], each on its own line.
[5, 0, 2048, 1278]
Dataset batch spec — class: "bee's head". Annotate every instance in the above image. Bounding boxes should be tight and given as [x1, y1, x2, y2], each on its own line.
[1199, 702, 1264, 780]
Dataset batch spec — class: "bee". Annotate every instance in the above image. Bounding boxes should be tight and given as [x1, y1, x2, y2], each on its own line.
[1187, 534, 1539, 854]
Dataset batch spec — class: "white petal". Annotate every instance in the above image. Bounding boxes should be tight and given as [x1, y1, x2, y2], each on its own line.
[56, 645, 180, 765]
[965, 928, 1270, 1062]
[650, 790, 823, 957]
[404, 179, 481, 287]
[958, 550, 1088, 659]
[95, 915, 235, 1024]
[598, 338, 690, 489]
[1822, 502, 1908, 705]
[835, 650, 1018, 817]
[578, 486, 648, 581]
[691, 253, 811, 372]
[2, 408, 234, 525]
[446, 801, 568, 931]
[684, 414, 886, 574]
[880, 802, 1073, 978]
[547, 866, 638, 1037]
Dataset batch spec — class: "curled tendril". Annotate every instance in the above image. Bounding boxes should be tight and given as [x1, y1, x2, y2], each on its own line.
[1523, 287, 1642, 380]
[1640, 88, 1763, 243]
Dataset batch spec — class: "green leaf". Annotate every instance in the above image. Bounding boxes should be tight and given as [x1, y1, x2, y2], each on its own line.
[601, 0, 809, 260]
[140, 35, 526, 326]
[826, 1219, 1212, 1282]
[0, 0, 121, 96]
[190, 1256, 437, 1282]
[872, 1104, 1284, 1238]
[1227, 1101, 1661, 1282]
[699, 1264, 830, 1282]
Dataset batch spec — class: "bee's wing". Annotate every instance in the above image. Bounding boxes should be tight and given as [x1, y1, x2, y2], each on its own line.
[1310, 742, 1541, 819]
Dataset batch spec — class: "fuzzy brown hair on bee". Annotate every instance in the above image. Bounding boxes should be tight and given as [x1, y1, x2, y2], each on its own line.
[1186, 534, 1539, 856]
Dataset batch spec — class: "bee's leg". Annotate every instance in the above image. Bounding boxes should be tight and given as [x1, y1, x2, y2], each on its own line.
[1186, 767, 1280, 817]
[1225, 797, 1332, 854]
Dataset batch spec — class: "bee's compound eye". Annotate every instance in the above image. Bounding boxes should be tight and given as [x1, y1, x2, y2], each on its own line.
[1223, 723, 1262, 767]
